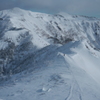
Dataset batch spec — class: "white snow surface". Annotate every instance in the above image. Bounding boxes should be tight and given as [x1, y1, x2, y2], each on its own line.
[0, 8, 100, 100]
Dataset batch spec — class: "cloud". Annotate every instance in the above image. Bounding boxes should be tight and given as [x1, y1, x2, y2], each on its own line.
[0, 0, 100, 17]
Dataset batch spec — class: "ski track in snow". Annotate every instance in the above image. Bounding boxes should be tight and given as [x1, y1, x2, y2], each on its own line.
[65, 83, 74, 100]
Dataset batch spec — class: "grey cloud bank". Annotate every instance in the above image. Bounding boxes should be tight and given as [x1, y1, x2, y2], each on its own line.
[0, 0, 100, 18]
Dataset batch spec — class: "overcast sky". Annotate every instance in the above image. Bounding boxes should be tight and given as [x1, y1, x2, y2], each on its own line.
[0, 0, 100, 18]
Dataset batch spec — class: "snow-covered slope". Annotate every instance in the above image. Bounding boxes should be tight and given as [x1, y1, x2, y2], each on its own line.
[0, 8, 100, 100]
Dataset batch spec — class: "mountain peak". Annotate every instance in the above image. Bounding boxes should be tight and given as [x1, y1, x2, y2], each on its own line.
[12, 7, 22, 11]
[10, 7, 27, 14]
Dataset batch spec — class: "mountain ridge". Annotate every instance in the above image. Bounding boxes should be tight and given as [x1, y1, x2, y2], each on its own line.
[0, 8, 100, 100]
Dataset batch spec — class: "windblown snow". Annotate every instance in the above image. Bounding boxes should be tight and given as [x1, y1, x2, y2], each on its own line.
[0, 8, 100, 100]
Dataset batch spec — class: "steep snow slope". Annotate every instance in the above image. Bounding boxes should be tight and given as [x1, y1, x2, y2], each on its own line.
[0, 7, 100, 74]
[0, 8, 100, 100]
[0, 41, 100, 100]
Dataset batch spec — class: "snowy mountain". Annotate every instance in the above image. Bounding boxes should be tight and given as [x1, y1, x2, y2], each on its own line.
[0, 8, 100, 100]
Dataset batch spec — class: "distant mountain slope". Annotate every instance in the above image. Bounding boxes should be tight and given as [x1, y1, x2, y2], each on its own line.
[0, 8, 100, 100]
